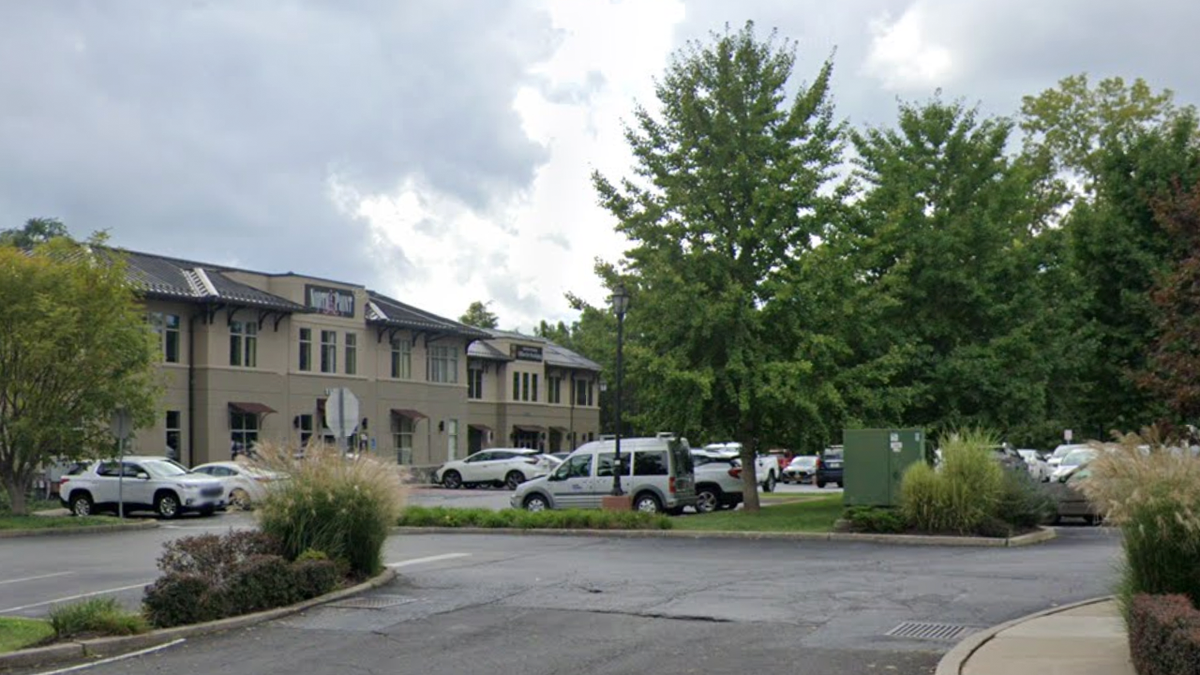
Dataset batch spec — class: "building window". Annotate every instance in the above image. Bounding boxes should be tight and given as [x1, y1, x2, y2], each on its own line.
[230, 411, 259, 456]
[390, 338, 411, 379]
[468, 367, 484, 399]
[522, 373, 530, 401]
[230, 320, 257, 368]
[320, 330, 337, 373]
[150, 313, 181, 363]
[588, 380, 594, 406]
[512, 372, 520, 400]
[427, 346, 458, 384]
[447, 419, 459, 461]
[575, 379, 588, 406]
[548, 376, 561, 404]
[299, 328, 312, 371]
[165, 411, 181, 461]
[392, 415, 414, 464]
[345, 333, 357, 375]
[298, 413, 314, 447]
[532, 374, 539, 402]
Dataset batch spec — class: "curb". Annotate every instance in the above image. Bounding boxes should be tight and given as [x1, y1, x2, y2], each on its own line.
[0, 520, 159, 539]
[0, 568, 397, 671]
[934, 595, 1113, 675]
[390, 525, 1056, 546]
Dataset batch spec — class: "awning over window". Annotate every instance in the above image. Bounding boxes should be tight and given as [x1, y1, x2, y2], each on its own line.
[513, 424, 545, 433]
[549, 426, 569, 433]
[468, 423, 492, 432]
[391, 408, 428, 420]
[229, 402, 276, 415]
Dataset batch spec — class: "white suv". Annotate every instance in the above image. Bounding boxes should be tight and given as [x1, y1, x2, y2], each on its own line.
[60, 456, 226, 519]
[435, 448, 554, 490]
[692, 451, 744, 513]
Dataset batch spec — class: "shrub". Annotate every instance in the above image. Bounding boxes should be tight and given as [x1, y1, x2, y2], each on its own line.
[995, 469, 1055, 529]
[254, 441, 407, 578]
[843, 506, 907, 534]
[1129, 594, 1200, 675]
[143, 573, 227, 628]
[396, 505, 673, 530]
[1080, 431, 1200, 608]
[157, 530, 282, 582]
[48, 597, 148, 638]
[293, 558, 340, 600]
[222, 555, 301, 615]
[900, 429, 1004, 535]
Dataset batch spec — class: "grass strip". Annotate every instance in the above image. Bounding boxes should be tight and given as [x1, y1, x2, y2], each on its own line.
[674, 494, 844, 532]
[0, 617, 54, 654]
[0, 515, 122, 531]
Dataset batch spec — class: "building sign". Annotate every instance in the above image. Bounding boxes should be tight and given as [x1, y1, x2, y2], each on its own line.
[512, 345, 543, 362]
[305, 284, 355, 318]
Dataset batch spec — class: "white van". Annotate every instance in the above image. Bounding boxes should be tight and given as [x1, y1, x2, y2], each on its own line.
[510, 436, 697, 514]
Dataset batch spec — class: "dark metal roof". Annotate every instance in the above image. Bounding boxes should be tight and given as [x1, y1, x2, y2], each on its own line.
[481, 328, 601, 371]
[366, 291, 490, 339]
[467, 341, 512, 362]
[120, 249, 304, 312]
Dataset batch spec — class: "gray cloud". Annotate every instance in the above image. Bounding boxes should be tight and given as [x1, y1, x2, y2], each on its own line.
[0, 1, 553, 286]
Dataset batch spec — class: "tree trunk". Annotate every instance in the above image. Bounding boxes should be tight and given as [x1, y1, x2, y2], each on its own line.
[739, 424, 761, 512]
[4, 476, 29, 516]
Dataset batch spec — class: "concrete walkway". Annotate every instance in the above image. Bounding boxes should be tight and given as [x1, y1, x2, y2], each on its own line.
[942, 598, 1135, 675]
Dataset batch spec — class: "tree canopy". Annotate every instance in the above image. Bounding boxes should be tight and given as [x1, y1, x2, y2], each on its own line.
[459, 300, 499, 329]
[0, 217, 71, 248]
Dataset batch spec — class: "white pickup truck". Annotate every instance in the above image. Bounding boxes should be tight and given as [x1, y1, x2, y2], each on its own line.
[701, 443, 780, 492]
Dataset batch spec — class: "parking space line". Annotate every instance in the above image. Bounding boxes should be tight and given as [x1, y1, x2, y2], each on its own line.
[0, 582, 150, 614]
[0, 571, 74, 586]
[386, 553, 471, 568]
[29, 638, 186, 675]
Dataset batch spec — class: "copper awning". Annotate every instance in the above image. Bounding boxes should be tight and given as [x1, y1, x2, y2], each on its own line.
[229, 402, 276, 415]
[391, 408, 428, 420]
[469, 423, 493, 432]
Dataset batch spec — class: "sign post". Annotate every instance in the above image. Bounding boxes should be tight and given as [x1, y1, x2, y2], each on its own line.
[110, 408, 134, 519]
[323, 388, 361, 455]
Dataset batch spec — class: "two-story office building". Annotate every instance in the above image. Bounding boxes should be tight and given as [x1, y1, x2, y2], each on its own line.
[121, 249, 602, 468]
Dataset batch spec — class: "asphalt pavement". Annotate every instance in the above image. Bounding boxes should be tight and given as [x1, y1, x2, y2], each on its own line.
[2, 521, 1121, 675]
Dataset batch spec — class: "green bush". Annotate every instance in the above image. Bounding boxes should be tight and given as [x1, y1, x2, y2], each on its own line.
[293, 559, 340, 600]
[255, 441, 406, 578]
[396, 506, 673, 530]
[996, 468, 1055, 529]
[1129, 594, 1200, 675]
[900, 429, 1004, 535]
[48, 597, 148, 638]
[222, 555, 301, 615]
[843, 506, 907, 534]
[157, 530, 281, 581]
[143, 574, 226, 628]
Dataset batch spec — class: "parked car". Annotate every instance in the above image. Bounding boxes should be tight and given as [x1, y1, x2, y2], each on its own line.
[990, 445, 1029, 473]
[691, 450, 745, 513]
[436, 448, 553, 490]
[1016, 449, 1052, 482]
[782, 455, 818, 484]
[59, 456, 225, 519]
[1051, 448, 1097, 482]
[701, 443, 780, 492]
[1051, 465, 1103, 525]
[1047, 443, 1090, 470]
[815, 447, 843, 488]
[511, 436, 697, 514]
[191, 461, 285, 510]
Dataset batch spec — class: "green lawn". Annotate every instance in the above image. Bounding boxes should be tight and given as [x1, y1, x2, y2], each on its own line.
[675, 494, 844, 532]
[0, 617, 54, 654]
[0, 515, 122, 531]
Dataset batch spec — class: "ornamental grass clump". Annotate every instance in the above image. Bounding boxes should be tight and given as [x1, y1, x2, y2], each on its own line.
[1079, 430, 1200, 610]
[900, 428, 1004, 535]
[253, 440, 407, 578]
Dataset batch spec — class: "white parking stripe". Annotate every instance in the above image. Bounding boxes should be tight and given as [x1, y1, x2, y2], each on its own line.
[0, 571, 74, 586]
[0, 582, 150, 614]
[386, 553, 471, 568]
[29, 638, 186, 675]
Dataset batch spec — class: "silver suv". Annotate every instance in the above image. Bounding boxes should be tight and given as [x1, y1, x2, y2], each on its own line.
[60, 456, 226, 519]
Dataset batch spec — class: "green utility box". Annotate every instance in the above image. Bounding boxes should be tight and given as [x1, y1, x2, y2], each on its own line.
[842, 428, 926, 507]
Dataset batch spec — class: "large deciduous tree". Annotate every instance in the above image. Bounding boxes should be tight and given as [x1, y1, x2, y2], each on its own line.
[459, 300, 499, 329]
[0, 237, 158, 514]
[592, 22, 844, 510]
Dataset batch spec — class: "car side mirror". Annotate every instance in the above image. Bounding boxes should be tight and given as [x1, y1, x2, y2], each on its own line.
[137, 472, 150, 480]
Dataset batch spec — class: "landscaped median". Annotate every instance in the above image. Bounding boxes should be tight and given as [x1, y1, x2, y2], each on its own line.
[0, 514, 158, 537]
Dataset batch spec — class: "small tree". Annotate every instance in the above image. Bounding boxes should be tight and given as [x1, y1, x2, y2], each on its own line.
[459, 300, 499, 329]
[0, 218, 71, 248]
[0, 237, 158, 514]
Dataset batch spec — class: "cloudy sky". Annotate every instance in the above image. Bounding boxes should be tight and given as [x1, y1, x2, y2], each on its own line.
[2, 0, 1197, 330]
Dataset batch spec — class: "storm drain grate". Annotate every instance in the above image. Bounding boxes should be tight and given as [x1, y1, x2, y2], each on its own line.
[328, 595, 416, 610]
[886, 621, 975, 641]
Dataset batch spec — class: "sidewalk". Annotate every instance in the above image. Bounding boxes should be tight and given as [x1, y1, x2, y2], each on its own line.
[940, 598, 1135, 675]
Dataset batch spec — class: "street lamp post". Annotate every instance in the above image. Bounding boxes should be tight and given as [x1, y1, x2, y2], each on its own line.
[611, 283, 629, 496]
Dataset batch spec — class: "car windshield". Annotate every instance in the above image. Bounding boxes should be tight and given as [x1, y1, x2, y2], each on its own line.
[1060, 449, 1095, 467]
[1051, 445, 1078, 459]
[144, 459, 189, 477]
[790, 456, 816, 467]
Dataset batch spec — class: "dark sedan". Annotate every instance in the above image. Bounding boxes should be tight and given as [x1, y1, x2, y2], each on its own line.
[815, 449, 843, 488]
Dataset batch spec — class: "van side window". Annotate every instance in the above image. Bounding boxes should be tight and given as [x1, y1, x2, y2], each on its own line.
[633, 451, 668, 476]
[596, 453, 630, 477]
[565, 454, 593, 479]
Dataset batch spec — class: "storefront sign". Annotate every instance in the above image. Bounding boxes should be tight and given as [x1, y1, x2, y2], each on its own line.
[305, 284, 355, 318]
[512, 345, 543, 362]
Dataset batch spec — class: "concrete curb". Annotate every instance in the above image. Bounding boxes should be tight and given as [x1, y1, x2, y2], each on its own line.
[390, 525, 1056, 546]
[0, 519, 159, 539]
[934, 595, 1113, 675]
[0, 568, 397, 671]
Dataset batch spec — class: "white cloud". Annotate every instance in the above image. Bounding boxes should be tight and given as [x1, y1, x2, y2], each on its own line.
[863, 3, 954, 91]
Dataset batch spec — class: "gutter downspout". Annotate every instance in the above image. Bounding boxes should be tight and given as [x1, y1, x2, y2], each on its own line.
[187, 310, 197, 467]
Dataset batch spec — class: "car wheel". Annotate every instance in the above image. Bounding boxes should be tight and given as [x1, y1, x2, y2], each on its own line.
[816, 479, 826, 488]
[69, 492, 93, 517]
[523, 494, 549, 512]
[155, 492, 181, 519]
[229, 488, 251, 511]
[695, 487, 720, 514]
[441, 470, 462, 489]
[633, 492, 662, 514]
[762, 474, 776, 492]
[505, 471, 525, 491]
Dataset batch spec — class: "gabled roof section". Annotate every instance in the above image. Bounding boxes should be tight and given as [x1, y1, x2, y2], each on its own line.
[367, 291, 490, 339]
[120, 249, 304, 312]
[480, 328, 602, 372]
[467, 341, 512, 362]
